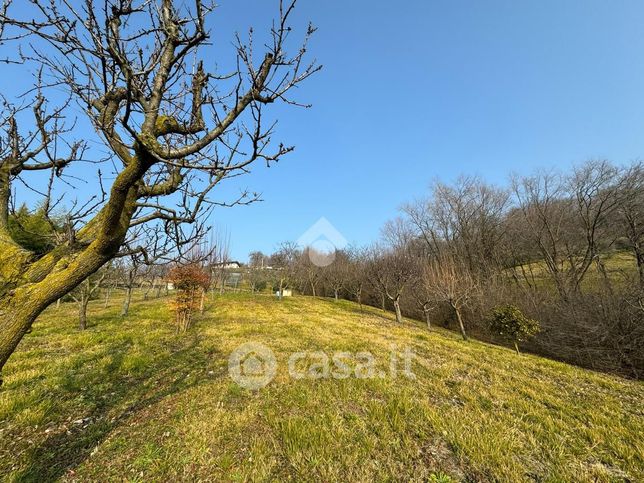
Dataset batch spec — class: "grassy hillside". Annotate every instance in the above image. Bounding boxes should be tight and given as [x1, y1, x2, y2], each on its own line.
[509, 250, 639, 290]
[1, 292, 642, 482]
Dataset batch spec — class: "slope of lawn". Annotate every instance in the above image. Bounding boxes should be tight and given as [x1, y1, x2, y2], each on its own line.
[0, 291, 642, 482]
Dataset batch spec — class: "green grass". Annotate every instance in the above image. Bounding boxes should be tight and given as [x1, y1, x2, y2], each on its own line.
[1, 291, 642, 482]
[510, 250, 638, 290]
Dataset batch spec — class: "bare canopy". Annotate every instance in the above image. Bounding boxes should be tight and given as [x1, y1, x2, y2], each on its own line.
[0, 0, 319, 382]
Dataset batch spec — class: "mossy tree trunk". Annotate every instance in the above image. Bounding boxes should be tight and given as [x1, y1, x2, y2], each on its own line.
[0, 159, 143, 382]
[0, 0, 316, 383]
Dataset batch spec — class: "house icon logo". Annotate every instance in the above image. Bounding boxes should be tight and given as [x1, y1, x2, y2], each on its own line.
[296, 217, 348, 267]
[228, 342, 277, 390]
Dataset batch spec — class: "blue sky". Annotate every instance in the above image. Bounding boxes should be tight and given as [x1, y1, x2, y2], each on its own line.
[5, 0, 644, 261]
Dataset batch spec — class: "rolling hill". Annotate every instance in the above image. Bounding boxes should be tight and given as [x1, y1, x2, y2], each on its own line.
[1, 292, 642, 482]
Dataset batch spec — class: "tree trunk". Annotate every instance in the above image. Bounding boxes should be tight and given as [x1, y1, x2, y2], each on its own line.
[452, 304, 468, 340]
[514, 341, 520, 355]
[0, 234, 126, 383]
[199, 289, 205, 315]
[79, 295, 89, 330]
[56, 298, 61, 309]
[381, 293, 386, 312]
[393, 297, 403, 324]
[121, 287, 132, 317]
[636, 248, 644, 288]
[424, 307, 431, 329]
[334, 289, 339, 301]
[310, 280, 316, 297]
[0, 298, 44, 384]
[104, 287, 111, 308]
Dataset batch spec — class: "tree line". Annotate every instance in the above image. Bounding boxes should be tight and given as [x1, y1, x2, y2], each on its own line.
[252, 160, 643, 377]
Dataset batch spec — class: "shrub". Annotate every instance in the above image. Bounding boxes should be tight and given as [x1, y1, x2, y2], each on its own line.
[488, 304, 540, 354]
[168, 265, 210, 333]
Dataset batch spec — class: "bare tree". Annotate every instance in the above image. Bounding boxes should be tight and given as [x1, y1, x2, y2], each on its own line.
[270, 242, 299, 300]
[249, 251, 268, 269]
[409, 271, 436, 329]
[617, 162, 644, 287]
[402, 176, 509, 275]
[323, 249, 350, 301]
[0, 0, 319, 379]
[423, 253, 478, 340]
[142, 263, 166, 300]
[296, 247, 323, 297]
[208, 227, 232, 295]
[246, 266, 268, 294]
[367, 222, 416, 325]
[345, 246, 368, 309]
[512, 161, 625, 301]
[247, 250, 268, 294]
[119, 256, 140, 317]
[70, 265, 109, 330]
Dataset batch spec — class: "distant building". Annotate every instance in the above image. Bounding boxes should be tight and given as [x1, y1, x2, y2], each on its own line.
[275, 289, 293, 297]
[213, 261, 242, 269]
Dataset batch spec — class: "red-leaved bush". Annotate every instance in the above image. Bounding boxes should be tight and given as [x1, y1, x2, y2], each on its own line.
[168, 264, 210, 333]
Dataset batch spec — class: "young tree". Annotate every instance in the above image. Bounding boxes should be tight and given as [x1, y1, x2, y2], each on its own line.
[168, 264, 210, 333]
[0, 0, 319, 380]
[208, 228, 232, 295]
[119, 257, 140, 317]
[488, 304, 540, 354]
[70, 267, 109, 330]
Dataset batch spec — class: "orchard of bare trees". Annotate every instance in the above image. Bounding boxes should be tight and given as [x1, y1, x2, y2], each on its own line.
[0, 0, 640, 384]
[0, 0, 318, 383]
[258, 160, 643, 377]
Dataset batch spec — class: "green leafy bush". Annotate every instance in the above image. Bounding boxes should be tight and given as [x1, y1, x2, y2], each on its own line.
[488, 304, 540, 354]
[8, 204, 63, 255]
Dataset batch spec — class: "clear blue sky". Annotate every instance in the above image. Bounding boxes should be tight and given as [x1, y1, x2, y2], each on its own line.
[5, 1, 644, 261]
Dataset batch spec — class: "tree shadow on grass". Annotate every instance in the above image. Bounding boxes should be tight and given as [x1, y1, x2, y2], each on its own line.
[11, 330, 220, 482]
